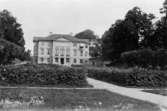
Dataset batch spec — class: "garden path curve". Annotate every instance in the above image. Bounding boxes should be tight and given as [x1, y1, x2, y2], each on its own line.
[87, 78, 167, 109]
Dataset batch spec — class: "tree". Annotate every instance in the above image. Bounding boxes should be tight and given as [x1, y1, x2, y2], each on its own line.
[75, 29, 97, 40]
[102, 7, 155, 61]
[0, 10, 30, 64]
[75, 29, 102, 59]
[89, 39, 102, 58]
[0, 10, 25, 47]
[149, 0, 167, 49]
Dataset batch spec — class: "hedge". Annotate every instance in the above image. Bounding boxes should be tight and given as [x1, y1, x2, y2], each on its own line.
[0, 64, 88, 87]
[87, 67, 167, 87]
[120, 48, 167, 68]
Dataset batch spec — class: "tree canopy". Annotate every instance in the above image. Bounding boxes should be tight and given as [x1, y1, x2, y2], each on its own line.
[75, 29, 97, 40]
[0, 9, 30, 64]
[150, 0, 167, 49]
[0, 10, 25, 47]
[102, 7, 155, 61]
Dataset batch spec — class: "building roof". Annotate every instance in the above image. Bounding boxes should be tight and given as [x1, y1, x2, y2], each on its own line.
[33, 34, 88, 43]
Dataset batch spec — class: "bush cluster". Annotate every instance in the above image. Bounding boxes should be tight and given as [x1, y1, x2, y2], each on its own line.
[0, 64, 88, 87]
[87, 67, 167, 87]
[120, 48, 167, 68]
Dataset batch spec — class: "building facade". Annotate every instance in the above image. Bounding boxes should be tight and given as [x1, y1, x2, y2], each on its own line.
[33, 34, 90, 66]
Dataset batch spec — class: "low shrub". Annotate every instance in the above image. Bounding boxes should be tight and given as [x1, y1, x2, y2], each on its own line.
[120, 48, 167, 68]
[87, 67, 167, 87]
[0, 64, 88, 87]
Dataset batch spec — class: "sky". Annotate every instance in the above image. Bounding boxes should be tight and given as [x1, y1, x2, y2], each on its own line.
[0, 0, 164, 51]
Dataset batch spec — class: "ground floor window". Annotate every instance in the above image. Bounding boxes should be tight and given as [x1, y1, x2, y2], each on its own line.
[66, 58, 70, 63]
[55, 57, 58, 62]
[40, 57, 44, 62]
[47, 58, 51, 63]
[80, 59, 83, 63]
[73, 59, 77, 63]
[60, 58, 64, 64]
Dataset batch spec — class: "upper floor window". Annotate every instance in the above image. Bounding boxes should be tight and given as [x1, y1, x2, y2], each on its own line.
[73, 49, 77, 56]
[80, 50, 83, 56]
[47, 42, 51, 47]
[41, 42, 45, 46]
[73, 43, 77, 47]
[66, 48, 70, 56]
[40, 48, 44, 55]
[55, 47, 59, 56]
[85, 51, 88, 57]
[60, 47, 65, 56]
[85, 45, 88, 48]
[47, 48, 51, 55]
[40, 57, 44, 62]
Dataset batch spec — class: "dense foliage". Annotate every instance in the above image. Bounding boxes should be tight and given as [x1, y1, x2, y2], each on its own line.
[102, 7, 155, 61]
[0, 10, 25, 46]
[101, 1, 167, 67]
[120, 49, 167, 68]
[75, 29, 97, 40]
[0, 10, 31, 64]
[87, 67, 167, 87]
[0, 64, 88, 87]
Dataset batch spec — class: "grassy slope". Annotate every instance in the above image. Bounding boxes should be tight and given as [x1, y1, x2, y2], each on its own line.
[0, 88, 160, 111]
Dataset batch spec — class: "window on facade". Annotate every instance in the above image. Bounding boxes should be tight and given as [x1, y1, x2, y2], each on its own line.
[55, 47, 59, 56]
[73, 49, 77, 56]
[73, 59, 77, 63]
[41, 42, 44, 46]
[66, 58, 70, 63]
[60, 47, 65, 56]
[47, 42, 51, 47]
[85, 45, 88, 48]
[66, 48, 70, 56]
[40, 48, 44, 55]
[55, 57, 58, 63]
[47, 48, 51, 55]
[73, 43, 77, 47]
[80, 59, 83, 63]
[40, 57, 44, 62]
[80, 50, 83, 56]
[47, 58, 51, 63]
[85, 51, 88, 57]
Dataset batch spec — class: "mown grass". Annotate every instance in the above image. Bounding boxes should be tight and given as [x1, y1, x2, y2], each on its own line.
[0, 88, 161, 111]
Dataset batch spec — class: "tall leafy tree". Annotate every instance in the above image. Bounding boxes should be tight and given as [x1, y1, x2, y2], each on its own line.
[75, 29, 97, 40]
[102, 7, 155, 61]
[0, 10, 25, 47]
[149, 0, 167, 49]
[0, 10, 30, 64]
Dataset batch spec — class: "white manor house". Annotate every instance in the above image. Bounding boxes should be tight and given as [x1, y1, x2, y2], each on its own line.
[33, 34, 91, 66]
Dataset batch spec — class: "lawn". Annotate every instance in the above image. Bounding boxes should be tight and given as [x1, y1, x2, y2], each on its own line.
[0, 88, 161, 111]
[143, 89, 167, 96]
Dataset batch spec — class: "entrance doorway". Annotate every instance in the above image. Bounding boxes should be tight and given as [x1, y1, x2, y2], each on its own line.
[60, 58, 64, 65]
